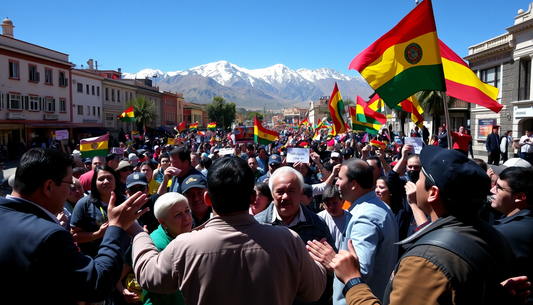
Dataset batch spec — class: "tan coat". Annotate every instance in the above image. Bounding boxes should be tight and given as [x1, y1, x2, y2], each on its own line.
[133, 213, 327, 305]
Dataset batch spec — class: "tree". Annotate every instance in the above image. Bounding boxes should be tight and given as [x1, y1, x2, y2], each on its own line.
[415, 91, 458, 134]
[246, 111, 263, 121]
[127, 96, 158, 132]
[205, 96, 236, 130]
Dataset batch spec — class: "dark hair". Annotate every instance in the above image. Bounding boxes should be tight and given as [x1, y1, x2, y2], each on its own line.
[366, 156, 382, 168]
[247, 143, 255, 151]
[303, 184, 313, 198]
[376, 176, 403, 213]
[322, 185, 341, 201]
[342, 158, 374, 189]
[73, 166, 87, 176]
[473, 158, 488, 172]
[90, 165, 125, 205]
[169, 146, 191, 164]
[254, 182, 273, 203]
[202, 156, 213, 170]
[160, 153, 170, 161]
[207, 157, 254, 214]
[257, 146, 266, 154]
[15, 148, 73, 195]
[500, 167, 533, 206]
[106, 153, 117, 163]
[139, 161, 155, 171]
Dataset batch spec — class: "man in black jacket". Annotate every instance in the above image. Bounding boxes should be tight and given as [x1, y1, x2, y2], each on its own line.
[486, 125, 501, 165]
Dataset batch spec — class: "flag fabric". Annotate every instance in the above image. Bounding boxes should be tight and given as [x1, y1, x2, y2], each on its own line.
[349, 106, 381, 135]
[198, 131, 206, 136]
[80, 134, 109, 158]
[349, 0, 445, 108]
[176, 122, 186, 133]
[439, 39, 502, 113]
[361, 96, 387, 124]
[362, 133, 369, 143]
[118, 106, 135, 122]
[367, 95, 384, 113]
[400, 95, 425, 128]
[132, 131, 141, 139]
[207, 122, 217, 131]
[167, 138, 175, 145]
[299, 117, 309, 129]
[254, 117, 279, 145]
[189, 123, 198, 130]
[328, 83, 346, 135]
[370, 140, 387, 150]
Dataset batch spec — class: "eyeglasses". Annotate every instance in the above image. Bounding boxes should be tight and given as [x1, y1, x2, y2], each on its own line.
[57, 180, 73, 185]
[495, 183, 514, 193]
[128, 185, 147, 193]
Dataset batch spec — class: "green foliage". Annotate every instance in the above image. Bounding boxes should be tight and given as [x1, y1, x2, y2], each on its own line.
[415, 91, 457, 133]
[206, 96, 236, 130]
[246, 111, 263, 121]
[127, 96, 158, 132]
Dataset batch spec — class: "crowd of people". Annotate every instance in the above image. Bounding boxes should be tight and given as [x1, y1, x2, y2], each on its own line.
[0, 123, 532, 305]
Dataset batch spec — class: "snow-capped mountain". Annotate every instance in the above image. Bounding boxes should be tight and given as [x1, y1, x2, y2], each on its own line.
[122, 61, 373, 109]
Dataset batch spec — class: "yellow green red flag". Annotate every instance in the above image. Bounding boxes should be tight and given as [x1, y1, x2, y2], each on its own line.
[254, 116, 278, 145]
[349, 0, 445, 109]
[207, 122, 217, 131]
[80, 134, 109, 158]
[118, 106, 135, 122]
[328, 83, 345, 135]
[189, 123, 198, 130]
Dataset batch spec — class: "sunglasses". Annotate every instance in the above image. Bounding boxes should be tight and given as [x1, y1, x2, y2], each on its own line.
[128, 185, 147, 193]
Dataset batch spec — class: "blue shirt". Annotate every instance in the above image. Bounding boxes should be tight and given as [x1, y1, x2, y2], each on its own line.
[333, 191, 398, 304]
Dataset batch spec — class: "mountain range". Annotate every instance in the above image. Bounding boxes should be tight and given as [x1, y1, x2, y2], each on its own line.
[122, 61, 373, 110]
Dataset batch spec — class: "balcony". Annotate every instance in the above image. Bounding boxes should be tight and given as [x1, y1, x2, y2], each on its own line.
[468, 33, 513, 56]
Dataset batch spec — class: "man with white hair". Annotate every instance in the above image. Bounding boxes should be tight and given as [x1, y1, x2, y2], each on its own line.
[255, 166, 335, 305]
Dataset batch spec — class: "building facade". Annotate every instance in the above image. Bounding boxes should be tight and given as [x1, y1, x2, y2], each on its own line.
[465, 2, 533, 156]
[71, 69, 105, 141]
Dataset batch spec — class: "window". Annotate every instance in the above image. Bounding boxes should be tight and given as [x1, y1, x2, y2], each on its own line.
[97, 86, 100, 96]
[77, 83, 83, 92]
[29, 65, 39, 82]
[59, 71, 68, 87]
[9, 61, 19, 79]
[8, 94, 22, 109]
[117, 90, 120, 102]
[86, 84, 89, 94]
[130, 93, 132, 101]
[45, 98, 55, 112]
[111, 89, 115, 101]
[45, 69, 52, 84]
[87, 106, 90, 115]
[480, 66, 501, 90]
[77, 105, 83, 115]
[93, 106, 96, 116]
[92, 85, 95, 95]
[97, 107, 100, 116]
[60, 99, 66, 112]
[29, 96, 39, 111]
[125, 92, 128, 102]
[105, 88, 109, 101]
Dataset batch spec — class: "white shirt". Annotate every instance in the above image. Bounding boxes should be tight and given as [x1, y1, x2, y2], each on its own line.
[272, 204, 306, 227]
[317, 209, 352, 250]
[519, 134, 533, 153]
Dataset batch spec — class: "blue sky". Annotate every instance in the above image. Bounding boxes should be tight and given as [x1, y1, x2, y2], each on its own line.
[2, 0, 527, 76]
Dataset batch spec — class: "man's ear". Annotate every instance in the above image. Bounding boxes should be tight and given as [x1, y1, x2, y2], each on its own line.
[204, 191, 212, 207]
[42, 179, 54, 198]
[427, 185, 440, 203]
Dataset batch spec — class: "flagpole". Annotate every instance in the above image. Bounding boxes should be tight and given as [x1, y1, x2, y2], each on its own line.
[442, 92, 452, 149]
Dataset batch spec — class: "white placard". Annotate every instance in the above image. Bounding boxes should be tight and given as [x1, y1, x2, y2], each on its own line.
[55, 130, 69, 140]
[404, 137, 423, 154]
[112, 147, 124, 156]
[286, 147, 310, 163]
[217, 148, 234, 156]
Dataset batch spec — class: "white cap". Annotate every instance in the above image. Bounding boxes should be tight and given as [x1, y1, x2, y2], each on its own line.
[331, 152, 341, 158]
[503, 158, 532, 168]
[128, 153, 138, 166]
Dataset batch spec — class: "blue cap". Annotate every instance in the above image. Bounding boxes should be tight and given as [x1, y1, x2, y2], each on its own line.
[126, 172, 148, 189]
[268, 154, 282, 165]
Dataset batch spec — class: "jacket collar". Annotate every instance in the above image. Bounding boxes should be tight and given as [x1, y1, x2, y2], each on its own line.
[496, 208, 533, 225]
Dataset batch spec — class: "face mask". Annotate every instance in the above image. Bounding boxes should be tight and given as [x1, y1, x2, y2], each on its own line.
[407, 170, 420, 183]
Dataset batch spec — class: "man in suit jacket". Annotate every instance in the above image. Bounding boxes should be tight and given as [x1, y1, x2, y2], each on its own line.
[486, 125, 501, 165]
[0, 148, 148, 305]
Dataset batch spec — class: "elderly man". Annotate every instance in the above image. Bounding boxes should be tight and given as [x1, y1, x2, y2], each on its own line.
[255, 166, 335, 305]
[169, 147, 204, 193]
[132, 157, 327, 305]
[181, 174, 212, 228]
[0, 148, 148, 304]
[79, 155, 105, 192]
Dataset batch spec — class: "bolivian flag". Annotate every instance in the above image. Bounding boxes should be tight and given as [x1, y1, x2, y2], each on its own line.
[349, 0, 445, 109]
[80, 134, 109, 158]
[118, 106, 135, 122]
[328, 83, 345, 135]
[254, 116, 278, 145]
[207, 122, 217, 131]
[349, 101, 381, 135]
[189, 123, 198, 130]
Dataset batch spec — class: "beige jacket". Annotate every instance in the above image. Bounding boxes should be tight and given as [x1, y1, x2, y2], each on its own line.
[133, 213, 327, 305]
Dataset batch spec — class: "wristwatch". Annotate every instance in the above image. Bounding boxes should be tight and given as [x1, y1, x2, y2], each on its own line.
[342, 277, 365, 296]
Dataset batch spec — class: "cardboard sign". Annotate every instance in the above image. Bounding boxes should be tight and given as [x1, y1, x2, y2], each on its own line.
[286, 147, 310, 163]
[55, 130, 69, 140]
[217, 148, 234, 156]
[404, 137, 424, 154]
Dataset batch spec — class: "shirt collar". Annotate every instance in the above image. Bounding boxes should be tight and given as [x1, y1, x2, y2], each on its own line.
[271, 203, 306, 227]
[7, 195, 60, 225]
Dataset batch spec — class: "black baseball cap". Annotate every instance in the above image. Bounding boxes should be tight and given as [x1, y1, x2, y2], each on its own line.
[181, 174, 207, 194]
